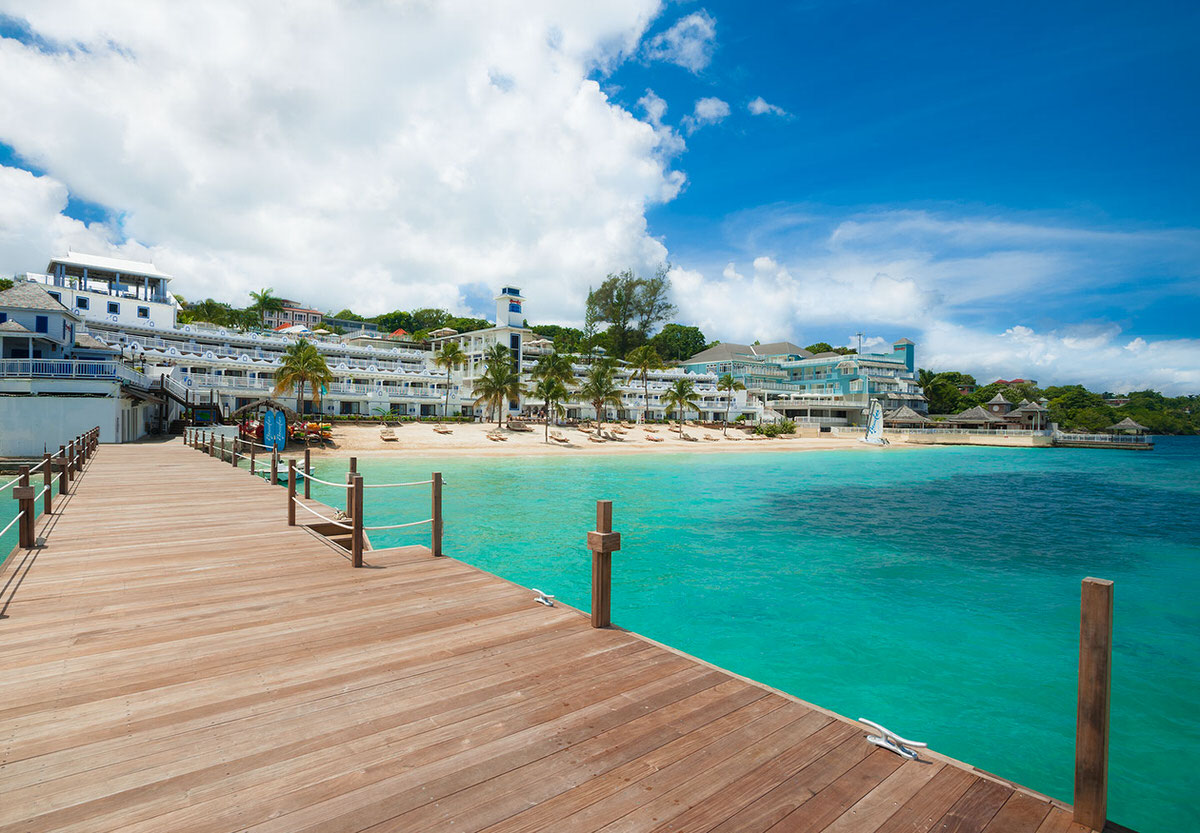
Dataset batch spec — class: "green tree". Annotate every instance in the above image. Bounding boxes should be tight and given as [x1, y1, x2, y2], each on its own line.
[248, 288, 284, 325]
[662, 377, 701, 435]
[624, 345, 664, 422]
[531, 376, 570, 442]
[804, 342, 834, 354]
[472, 344, 524, 425]
[926, 378, 962, 414]
[433, 341, 466, 418]
[917, 368, 937, 397]
[717, 373, 746, 435]
[533, 351, 574, 387]
[585, 265, 677, 358]
[649, 323, 708, 362]
[577, 358, 622, 430]
[331, 309, 365, 322]
[530, 324, 586, 353]
[273, 339, 334, 415]
[0, 277, 14, 292]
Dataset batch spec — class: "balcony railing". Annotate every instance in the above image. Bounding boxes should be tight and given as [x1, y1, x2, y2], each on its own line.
[0, 359, 149, 388]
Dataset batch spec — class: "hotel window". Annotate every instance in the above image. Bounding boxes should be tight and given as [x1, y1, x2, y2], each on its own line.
[137, 306, 150, 319]
[76, 296, 89, 310]
[0, 313, 6, 323]
[108, 301, 120, 315]
[35, 315, 48, 333]
[49, 291, 61, 302]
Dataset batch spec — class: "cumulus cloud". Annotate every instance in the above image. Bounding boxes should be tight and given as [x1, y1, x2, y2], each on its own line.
[0, 1, 679, 321]
[637, 88, 687, 159]
[668, 206, 1200, 393]
[681, 96, 730, 135]
[644, 10, 717, 72]
[747, 96, 787, 117]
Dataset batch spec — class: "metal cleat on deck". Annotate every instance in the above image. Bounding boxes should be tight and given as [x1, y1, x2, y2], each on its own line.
[532, 589, 555, 607]
[857, 718, 927, 760]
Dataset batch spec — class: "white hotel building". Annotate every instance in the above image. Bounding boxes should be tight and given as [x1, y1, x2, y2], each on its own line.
[1, 252, 738, 453]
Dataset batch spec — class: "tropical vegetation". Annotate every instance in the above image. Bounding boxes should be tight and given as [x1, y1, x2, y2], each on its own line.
[577, 358, 623, 430]
[472, 343, 524, 425]
[273, 339, 334, 414]
[662, 377, 701, 435]
[433, 341, 466, 417]
[624, 345, 663, 423]
[717, 372, 746, 435]
[248, 288, 284, 325]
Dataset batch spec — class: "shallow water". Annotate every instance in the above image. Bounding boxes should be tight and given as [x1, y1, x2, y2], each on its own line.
[3, 437, 1196, 830]
[320, 437, 1198, 833]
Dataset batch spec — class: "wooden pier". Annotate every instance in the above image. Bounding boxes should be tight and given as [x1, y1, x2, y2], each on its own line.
[0, 439, 1102, 832]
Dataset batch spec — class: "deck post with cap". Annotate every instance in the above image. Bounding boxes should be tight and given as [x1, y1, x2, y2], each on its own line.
[587, 500, 620, 628]
[346, 457, 357, 516]
[250, 441, 256, 476]
[56, 446, 68, 495]
[270, 450, 278, 486]
[287, 460, 296, 526]
[304, 448, 311, 499]
[1075, 577, 1114, 831]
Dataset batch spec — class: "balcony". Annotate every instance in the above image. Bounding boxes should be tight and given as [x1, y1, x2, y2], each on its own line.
[0, 359, 149, 389]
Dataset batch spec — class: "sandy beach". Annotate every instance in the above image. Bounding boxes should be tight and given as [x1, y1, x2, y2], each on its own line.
[304, 421, 907, 458]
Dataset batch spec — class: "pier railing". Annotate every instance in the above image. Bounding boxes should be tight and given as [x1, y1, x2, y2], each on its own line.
[4, 426, 99, 550]
[1054, 431, 1152, 445]
[182, 427, 442, 566]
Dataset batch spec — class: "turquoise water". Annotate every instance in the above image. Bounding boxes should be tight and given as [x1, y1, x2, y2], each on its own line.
[311, 438, 1198, 833]
[3, 439, 1196, 830]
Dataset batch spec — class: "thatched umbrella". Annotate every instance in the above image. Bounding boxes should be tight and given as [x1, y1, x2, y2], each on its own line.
[1107, 416, 1149, 434]
[230, 397, 300, 421]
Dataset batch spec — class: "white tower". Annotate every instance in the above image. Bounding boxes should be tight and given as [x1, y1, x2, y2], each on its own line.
[494, 286, 525, 328]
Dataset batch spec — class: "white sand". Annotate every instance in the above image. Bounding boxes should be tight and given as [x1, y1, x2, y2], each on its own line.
[305, 421, 910, 459]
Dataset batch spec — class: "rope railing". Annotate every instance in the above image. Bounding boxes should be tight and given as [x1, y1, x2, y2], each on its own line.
[183, 431, 444, 564]
[0, 510, 24, 538]
[5, 425, 98, 549]
[290, 496, 353, 529]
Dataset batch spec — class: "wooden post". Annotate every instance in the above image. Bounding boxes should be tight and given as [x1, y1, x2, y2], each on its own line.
[67, 440, 76, 475]
[56, 447, 68, 495]
[1075, 577, 1114, 831]
[270, 450, 278, 486]
[220, 436, 227, 464]
[346, 456, 357, 516]
[250, 441, 257, 476]
[209, 433, 215, 458]
[231, 437, 239, 467]
[304, 448, 311, 499]
[287, 460, 296, 526]
[63, 443, 74, 485]
[76, 440, 83, 472]
[587, 500, 621, 628]
[351, 474, 364, 568]
[12, 485, 35, 549]
[431, 472, 443, 557]
[42, 453, 52, 515]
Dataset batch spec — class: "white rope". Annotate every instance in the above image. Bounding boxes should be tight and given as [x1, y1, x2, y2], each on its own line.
[35, 485, 48, 500]
[291, 497, 353, 529]
[362, 479, 434, 488]
[28, 459, 47, 473]
[294, 471, 348, 488]
[0, 477, 17, 493]
[0, 510, 25, 537]
[363, 517, 433, 531]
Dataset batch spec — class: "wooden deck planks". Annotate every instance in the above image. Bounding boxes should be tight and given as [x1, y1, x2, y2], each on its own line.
[0, 439, 1078, 833]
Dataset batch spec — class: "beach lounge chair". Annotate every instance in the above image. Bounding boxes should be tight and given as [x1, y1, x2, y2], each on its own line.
[646, 435, 664, 443]
[725, 434, 741, 441]
[380, 425, 397, 442]
[702, 434, 719, 442]
[433, 425, 453, 435]
[643, 426, 658, 433]
[588, 435, 606, 443]
[550, 431, 571, 444]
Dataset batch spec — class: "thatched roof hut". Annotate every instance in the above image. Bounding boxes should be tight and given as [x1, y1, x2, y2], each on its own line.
[883, 406, 931, 427]
[1107, 417, 1149, 434]
[230, 397, 300, 420]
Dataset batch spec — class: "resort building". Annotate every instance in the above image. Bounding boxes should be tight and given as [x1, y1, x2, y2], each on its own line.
[682, 338, 924, 426]
[263, 299, 324, 330]
[16, 251, 183, 329]
[0, 282, 161, 454]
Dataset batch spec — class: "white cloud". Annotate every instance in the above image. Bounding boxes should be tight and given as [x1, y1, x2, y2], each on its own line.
[668, 207, 1200, 393]
[637, 89, 687, 159]
[681, 96, 730, 135]
[747, 96, 787, 117]
[0, 1, 680, 322]
[644, 10, 717, 72]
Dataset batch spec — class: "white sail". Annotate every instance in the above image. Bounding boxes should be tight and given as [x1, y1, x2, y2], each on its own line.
[862, 399, 887, 445]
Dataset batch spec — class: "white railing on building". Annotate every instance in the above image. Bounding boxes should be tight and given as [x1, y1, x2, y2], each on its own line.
[1053, 432, 1152, 444]
[0, 359, 149, 388]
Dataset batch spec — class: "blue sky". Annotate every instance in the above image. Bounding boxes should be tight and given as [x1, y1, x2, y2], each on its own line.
[602, 0, 1200, 340]
[0, 1, 1197, 391]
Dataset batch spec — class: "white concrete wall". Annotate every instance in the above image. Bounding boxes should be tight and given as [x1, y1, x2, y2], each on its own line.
[0, 397, 119, 456]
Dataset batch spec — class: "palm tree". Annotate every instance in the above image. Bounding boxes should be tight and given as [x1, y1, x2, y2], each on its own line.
[917, 367, 937, 398]
[249, 288, 285, 326]
[532, 351, 574, 386]
[273, 339, 334, 415]
[434, 341, 467, 418]
[663, 377, 701, 436]
[577, 359, 622, 430]
[624, 345, 663, 424]
[717, 373, 746, 435]
[472, 345, 524, 425]
[531, 376, 570, 442]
